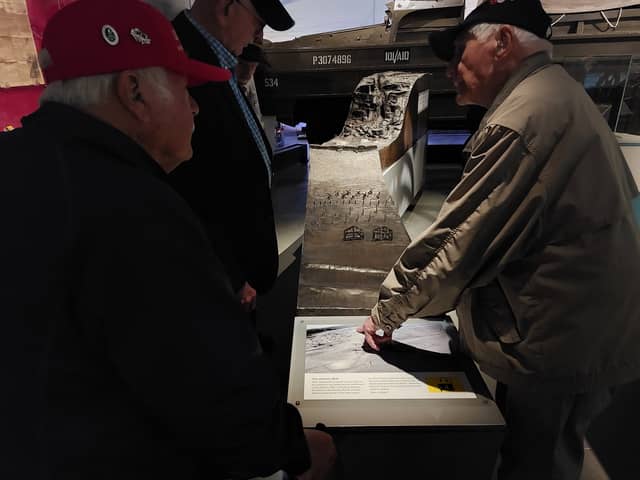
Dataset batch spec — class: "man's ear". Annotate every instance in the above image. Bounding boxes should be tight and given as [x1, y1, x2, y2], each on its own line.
[114, 70, 149, 123]
[495, 26, 514, 58]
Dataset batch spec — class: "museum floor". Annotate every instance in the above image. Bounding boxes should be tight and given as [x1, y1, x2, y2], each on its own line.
[264, 138, 637, 480]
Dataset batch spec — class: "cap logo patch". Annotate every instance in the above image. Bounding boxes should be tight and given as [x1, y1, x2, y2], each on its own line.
[101, 25, 119, 46]
[130, 28, 151, 45]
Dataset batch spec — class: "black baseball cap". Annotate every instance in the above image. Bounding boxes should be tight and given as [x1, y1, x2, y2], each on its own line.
[250, 0, 294, 31]
[428, 0, 552, 61]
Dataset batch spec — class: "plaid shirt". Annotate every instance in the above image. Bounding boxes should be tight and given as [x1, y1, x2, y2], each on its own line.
[185, 11, 272, 186]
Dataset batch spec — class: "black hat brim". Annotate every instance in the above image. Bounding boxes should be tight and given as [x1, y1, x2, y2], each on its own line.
[252, 0, 295, 31]
[428, 25, 465, 62]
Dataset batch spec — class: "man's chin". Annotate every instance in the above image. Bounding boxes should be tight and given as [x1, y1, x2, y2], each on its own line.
[455, 93, 471, 106]
[171, 149, 194, 171]
[234, 42, 250, 57]
[456, 94, 486, 108]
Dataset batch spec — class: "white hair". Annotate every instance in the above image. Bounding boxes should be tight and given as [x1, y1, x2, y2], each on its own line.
[469, 23, 553, 56]
[39, 50, 172, 110]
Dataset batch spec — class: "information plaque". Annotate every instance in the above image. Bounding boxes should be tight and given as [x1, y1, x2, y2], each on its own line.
[288, 316, 503, 429]
[287, 316, 505, 478]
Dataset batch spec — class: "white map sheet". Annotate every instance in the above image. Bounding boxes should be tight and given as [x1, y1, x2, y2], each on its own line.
[304, 319, 475, 400]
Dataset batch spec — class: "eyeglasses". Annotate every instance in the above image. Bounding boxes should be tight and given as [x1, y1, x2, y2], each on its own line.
[236, 0, 265, 28]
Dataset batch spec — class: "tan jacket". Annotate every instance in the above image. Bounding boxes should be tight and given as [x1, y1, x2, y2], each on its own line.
[372, 53, 640, 392]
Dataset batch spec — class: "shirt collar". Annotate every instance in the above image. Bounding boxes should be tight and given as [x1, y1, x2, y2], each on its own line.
[184, 10, 238, 70]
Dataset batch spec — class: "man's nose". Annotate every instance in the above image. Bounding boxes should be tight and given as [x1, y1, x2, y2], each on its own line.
[446, 63, 455, 79]
[190, 95, 199, 116]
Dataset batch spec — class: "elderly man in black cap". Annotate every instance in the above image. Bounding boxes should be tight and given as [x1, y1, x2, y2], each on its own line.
[359, 1, 640, 478]
[169, 0, 290, 319]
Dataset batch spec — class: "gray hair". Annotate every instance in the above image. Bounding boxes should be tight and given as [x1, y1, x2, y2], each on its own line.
[39, 49, 172, 110]
[469, 23, 553, 56]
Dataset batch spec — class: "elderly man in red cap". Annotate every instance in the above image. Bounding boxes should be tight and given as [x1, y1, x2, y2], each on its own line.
[359, 1, 640, 478]
[168, 0, 294, 321]
[0, 1, 334, 479]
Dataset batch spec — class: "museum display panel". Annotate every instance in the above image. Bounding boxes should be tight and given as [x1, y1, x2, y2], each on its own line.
[564, 55, 640, 135]
[288, 316, 504, 479]
[564, 55, 640, 199]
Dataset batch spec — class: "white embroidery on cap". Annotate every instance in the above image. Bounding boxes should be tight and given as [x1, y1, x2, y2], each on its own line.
[130, 28, 151, 45]
[101, 25, 119, 46]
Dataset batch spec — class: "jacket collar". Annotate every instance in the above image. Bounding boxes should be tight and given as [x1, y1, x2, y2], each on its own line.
[183, 10, 237, 70]
[173, 11, 222, 69]
[480, 51, 552, 131]
[464, 51, 552, 155]
[22, 102, 167, 179]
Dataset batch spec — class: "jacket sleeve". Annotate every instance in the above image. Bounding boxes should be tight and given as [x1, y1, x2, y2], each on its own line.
[81, 190, 307, 478]
[372, 125, 547, 332]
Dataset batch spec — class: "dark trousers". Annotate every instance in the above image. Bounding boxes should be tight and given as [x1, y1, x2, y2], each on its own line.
[495, 382, 614, 480]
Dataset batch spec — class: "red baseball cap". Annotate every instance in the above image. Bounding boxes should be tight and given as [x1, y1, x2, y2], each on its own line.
[41, 0, 231, 86]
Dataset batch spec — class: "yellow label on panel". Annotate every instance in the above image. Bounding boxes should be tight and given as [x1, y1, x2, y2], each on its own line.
[426, 375, 465, 393]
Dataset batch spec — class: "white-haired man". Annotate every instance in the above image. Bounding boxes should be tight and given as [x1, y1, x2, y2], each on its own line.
[359, 1, 640, 478]
[0, 1, 334, 479]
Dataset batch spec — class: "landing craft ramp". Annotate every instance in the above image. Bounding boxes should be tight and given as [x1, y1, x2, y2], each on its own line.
[296, 71, 428, 316]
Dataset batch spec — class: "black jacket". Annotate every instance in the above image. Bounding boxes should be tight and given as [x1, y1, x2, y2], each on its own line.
[0, 103, 308, 479]
[169, 12, 279, 294]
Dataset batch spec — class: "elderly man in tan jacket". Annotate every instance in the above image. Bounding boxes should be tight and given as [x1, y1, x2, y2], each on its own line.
[359, 1, 640, 478]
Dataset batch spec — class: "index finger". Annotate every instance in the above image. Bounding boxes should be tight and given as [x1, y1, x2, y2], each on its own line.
[364, 331, 380, 351]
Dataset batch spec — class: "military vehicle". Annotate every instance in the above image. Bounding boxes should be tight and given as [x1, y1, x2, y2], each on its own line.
[257, 1, 640, 144]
